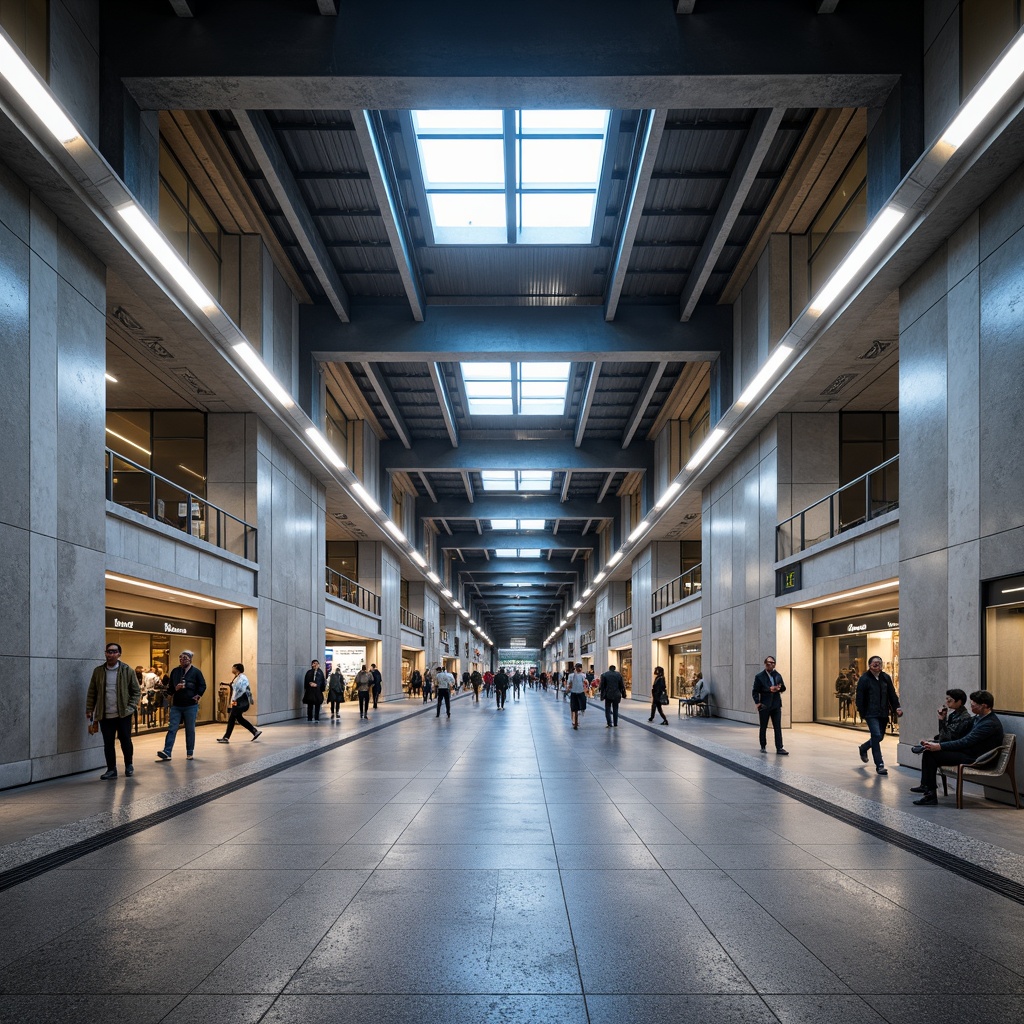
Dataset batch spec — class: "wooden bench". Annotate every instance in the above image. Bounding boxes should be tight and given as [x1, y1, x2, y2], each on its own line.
[939, 735, 1021, 809]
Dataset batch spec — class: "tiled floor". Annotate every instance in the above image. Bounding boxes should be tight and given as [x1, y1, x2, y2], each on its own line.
[2, 691, 1024, 1023]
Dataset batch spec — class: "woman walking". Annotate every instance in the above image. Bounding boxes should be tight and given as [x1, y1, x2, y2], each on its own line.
[649, 666, 669, 725]
[327, 666, 346, 719]
[567, 662, 588, 730]
[217, 664, 261, 742]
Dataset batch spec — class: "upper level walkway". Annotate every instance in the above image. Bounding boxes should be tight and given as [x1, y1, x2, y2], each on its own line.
[2, 692, 1023, 1024]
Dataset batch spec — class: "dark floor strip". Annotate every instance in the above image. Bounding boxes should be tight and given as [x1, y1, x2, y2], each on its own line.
[627, 715, 1024, 905]
[0, 701, 444, 894]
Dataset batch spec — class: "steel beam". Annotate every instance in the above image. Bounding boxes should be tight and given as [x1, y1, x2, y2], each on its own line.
[621, 362, 667, 448]
[679, 107, 784, 321]
[382, 439, 651, 473]
[361, 363, 412, 449]
[233, 109, 350, 322]
[429, 363, 459, 447]
[574, 363, 601, 447]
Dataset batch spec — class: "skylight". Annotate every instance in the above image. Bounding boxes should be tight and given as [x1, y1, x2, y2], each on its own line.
[480, 470, 553, 492]
[411, 109, 610, 245]
[462, 362, 570, 417]
[494, 548, 543, 558]
[491, 519, 546, 530]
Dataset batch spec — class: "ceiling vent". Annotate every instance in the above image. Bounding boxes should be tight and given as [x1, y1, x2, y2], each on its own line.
[820, 373, 858, 397]
[860, 339, 894, 360]
[172, 368, 215, 397]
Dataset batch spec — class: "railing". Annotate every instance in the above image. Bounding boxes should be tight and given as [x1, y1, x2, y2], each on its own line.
[580, 627, 595, 654]
[325, 567, 381, 616]
[106, 448, 257, 560]
[440, 629, 450, 653]
[608, 606, 632, 633]
[776, 455, 899, 560]
[652, 564, 702, 612]
[401, 606, 424, 632]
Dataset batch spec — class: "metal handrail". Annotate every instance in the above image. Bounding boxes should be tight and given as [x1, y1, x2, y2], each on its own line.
[651, 564, 702, 612]
[105, 448, 256, 561]
[401, 606, 425, 632]
[608, 606, 632, 633]
[776, 455, 899, 560]
[325, 567, 381, 616]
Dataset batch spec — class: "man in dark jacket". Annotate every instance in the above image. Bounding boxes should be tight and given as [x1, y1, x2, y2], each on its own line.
[912, 690, 1005, 805]
[855, 656, 902, 775]
[370, 663, 382, 708]
[599, 664, 626, 728]
[303, 660, 326, 721]
[752, 656, 788, 755]
[157, 650, 207, 761]
[494, 667, 509, 709]
[470, 669, 482, 702]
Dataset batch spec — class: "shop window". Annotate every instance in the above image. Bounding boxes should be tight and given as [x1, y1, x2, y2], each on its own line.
[159, 139, 223, 300]
[961, 0, 1022, 98]
[985, 574, 1024, 713]
[669, 641, 702, 699]
[326, 540, 358, 581]
[808, 144, 867, 295]
[0, 0, 47, 76]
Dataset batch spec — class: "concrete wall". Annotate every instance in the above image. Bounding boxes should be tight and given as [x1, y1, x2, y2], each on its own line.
[701, 424, 780, 726]
[897, 160, 1024, 780]
[0, 165, 107, 787]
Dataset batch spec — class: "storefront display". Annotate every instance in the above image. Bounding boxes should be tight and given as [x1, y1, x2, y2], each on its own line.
[669, 639, 702, 699]
[813, 610, 899, 730]
[984, 575, 1024, 713]
[106, 609, 216, 731]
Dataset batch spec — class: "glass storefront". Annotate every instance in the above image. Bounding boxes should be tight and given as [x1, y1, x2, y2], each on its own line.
[984, 574, 1024, 713]
[813, 610, 899, 730]
[669, 639, 702, 699]
[106, 609, 216, 732]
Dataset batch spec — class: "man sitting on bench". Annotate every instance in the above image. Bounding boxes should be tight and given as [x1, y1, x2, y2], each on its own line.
[680, 674, 710, 714]
[911, 689, 1004, 805]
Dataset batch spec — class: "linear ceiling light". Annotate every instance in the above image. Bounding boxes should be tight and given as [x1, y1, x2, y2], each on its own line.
[427, 571, 440, 584]
[628, 522, 649, 544]
[117, 203, 217, 312]
[737, 345, 794, 407]
[789, 580, 899, 610]
[105, 373, 118, 383]
[233, 343, 295, 408]
[384, 520, 407, 544]
[350, 481, 380, 514]
[654, 481, 681, 510]
[808, 205, 905, 317]
[0, 32, 81, 144]
[594, 572, 606, 584]
[411, 551, 427, 567]
[105, 428, 151, 457]
[942, 30, 1024, 148]
[686, 427, 726, 472]
[305, 427, 345, 469]
[105, 572, 243, 609]
[607, 552, 623, 567]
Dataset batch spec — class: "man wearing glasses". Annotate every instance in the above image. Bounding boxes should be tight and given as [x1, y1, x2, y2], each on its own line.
[156, 650, 207, 762]
[752, 656, 789, 755]
[86, 643, 141, 780]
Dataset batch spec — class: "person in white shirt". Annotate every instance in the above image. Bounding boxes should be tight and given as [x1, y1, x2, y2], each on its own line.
[217, 663, 261, 742]
[434, 664, 455, 718]
[567, 662, 588, 730]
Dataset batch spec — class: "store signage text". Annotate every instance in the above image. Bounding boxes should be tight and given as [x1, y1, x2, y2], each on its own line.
[106, 608, 215, 638]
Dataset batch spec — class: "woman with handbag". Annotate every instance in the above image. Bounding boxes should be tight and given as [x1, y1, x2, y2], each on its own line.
[649, 666, 669, 725]
[217, 664, 261, 742]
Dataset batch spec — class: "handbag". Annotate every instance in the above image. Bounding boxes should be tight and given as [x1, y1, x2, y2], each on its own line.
[88, 719, 99, 734]
[236, 693, 250, 712]
[657, 691, 669, 706]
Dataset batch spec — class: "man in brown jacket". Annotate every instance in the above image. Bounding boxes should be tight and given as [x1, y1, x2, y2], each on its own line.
[85, 642, 141, 780]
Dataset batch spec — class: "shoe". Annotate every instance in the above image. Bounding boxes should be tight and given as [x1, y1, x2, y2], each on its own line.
[859, 747, 868, 763]
[156, 750, 171, 761]
[660, 720, 668, 725]
[125, 765, 134, 777]
[606, 724, 612, 728]
[876, 765, 887, 775]
[99, 769, 117, 780]
[913, 793, 937, 805]
[911, 744, 925, 754]
[776, 749, 789, 755]
[761, 747, 767, 752]
[648, 717, 654, 722]
[909, 785, 929, 793]
[573, 723, 578, 730]
[251, 730, 262, 741]
[217, 737, 229, 743]
[446, 712, 450, 718]
[186, 753, 194, 760]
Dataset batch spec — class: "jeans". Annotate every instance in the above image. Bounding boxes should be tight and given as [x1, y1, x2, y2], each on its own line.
[496, 688, 506, 708]
[328, 699, 343, 715]
[604, 699, 620, 727]
[306, 702, 321, 721]
[758, 705, 783, 750]
[859, 715, 887, 766]
[436, 688, 450, 716]
[224, 706, 257, 738]
[100, 715, 134, 769]
[358, 691, 370, 716]
[163, 702, 199, 755]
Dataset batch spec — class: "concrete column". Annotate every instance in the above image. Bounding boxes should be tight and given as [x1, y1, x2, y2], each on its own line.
[0, 170, 107, 787]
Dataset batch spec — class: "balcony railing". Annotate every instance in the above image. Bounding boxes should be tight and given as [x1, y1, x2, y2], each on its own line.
[401, 606, 424, 632]
[440, 628, 450, 653]
[652, 564, 702, 612]
[776, 455, 899, 560]
[325, 567, 381, 616]
[580, 627, 595, 653]
[106, 448, 256, 560]
[608, 606, 632, 633]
